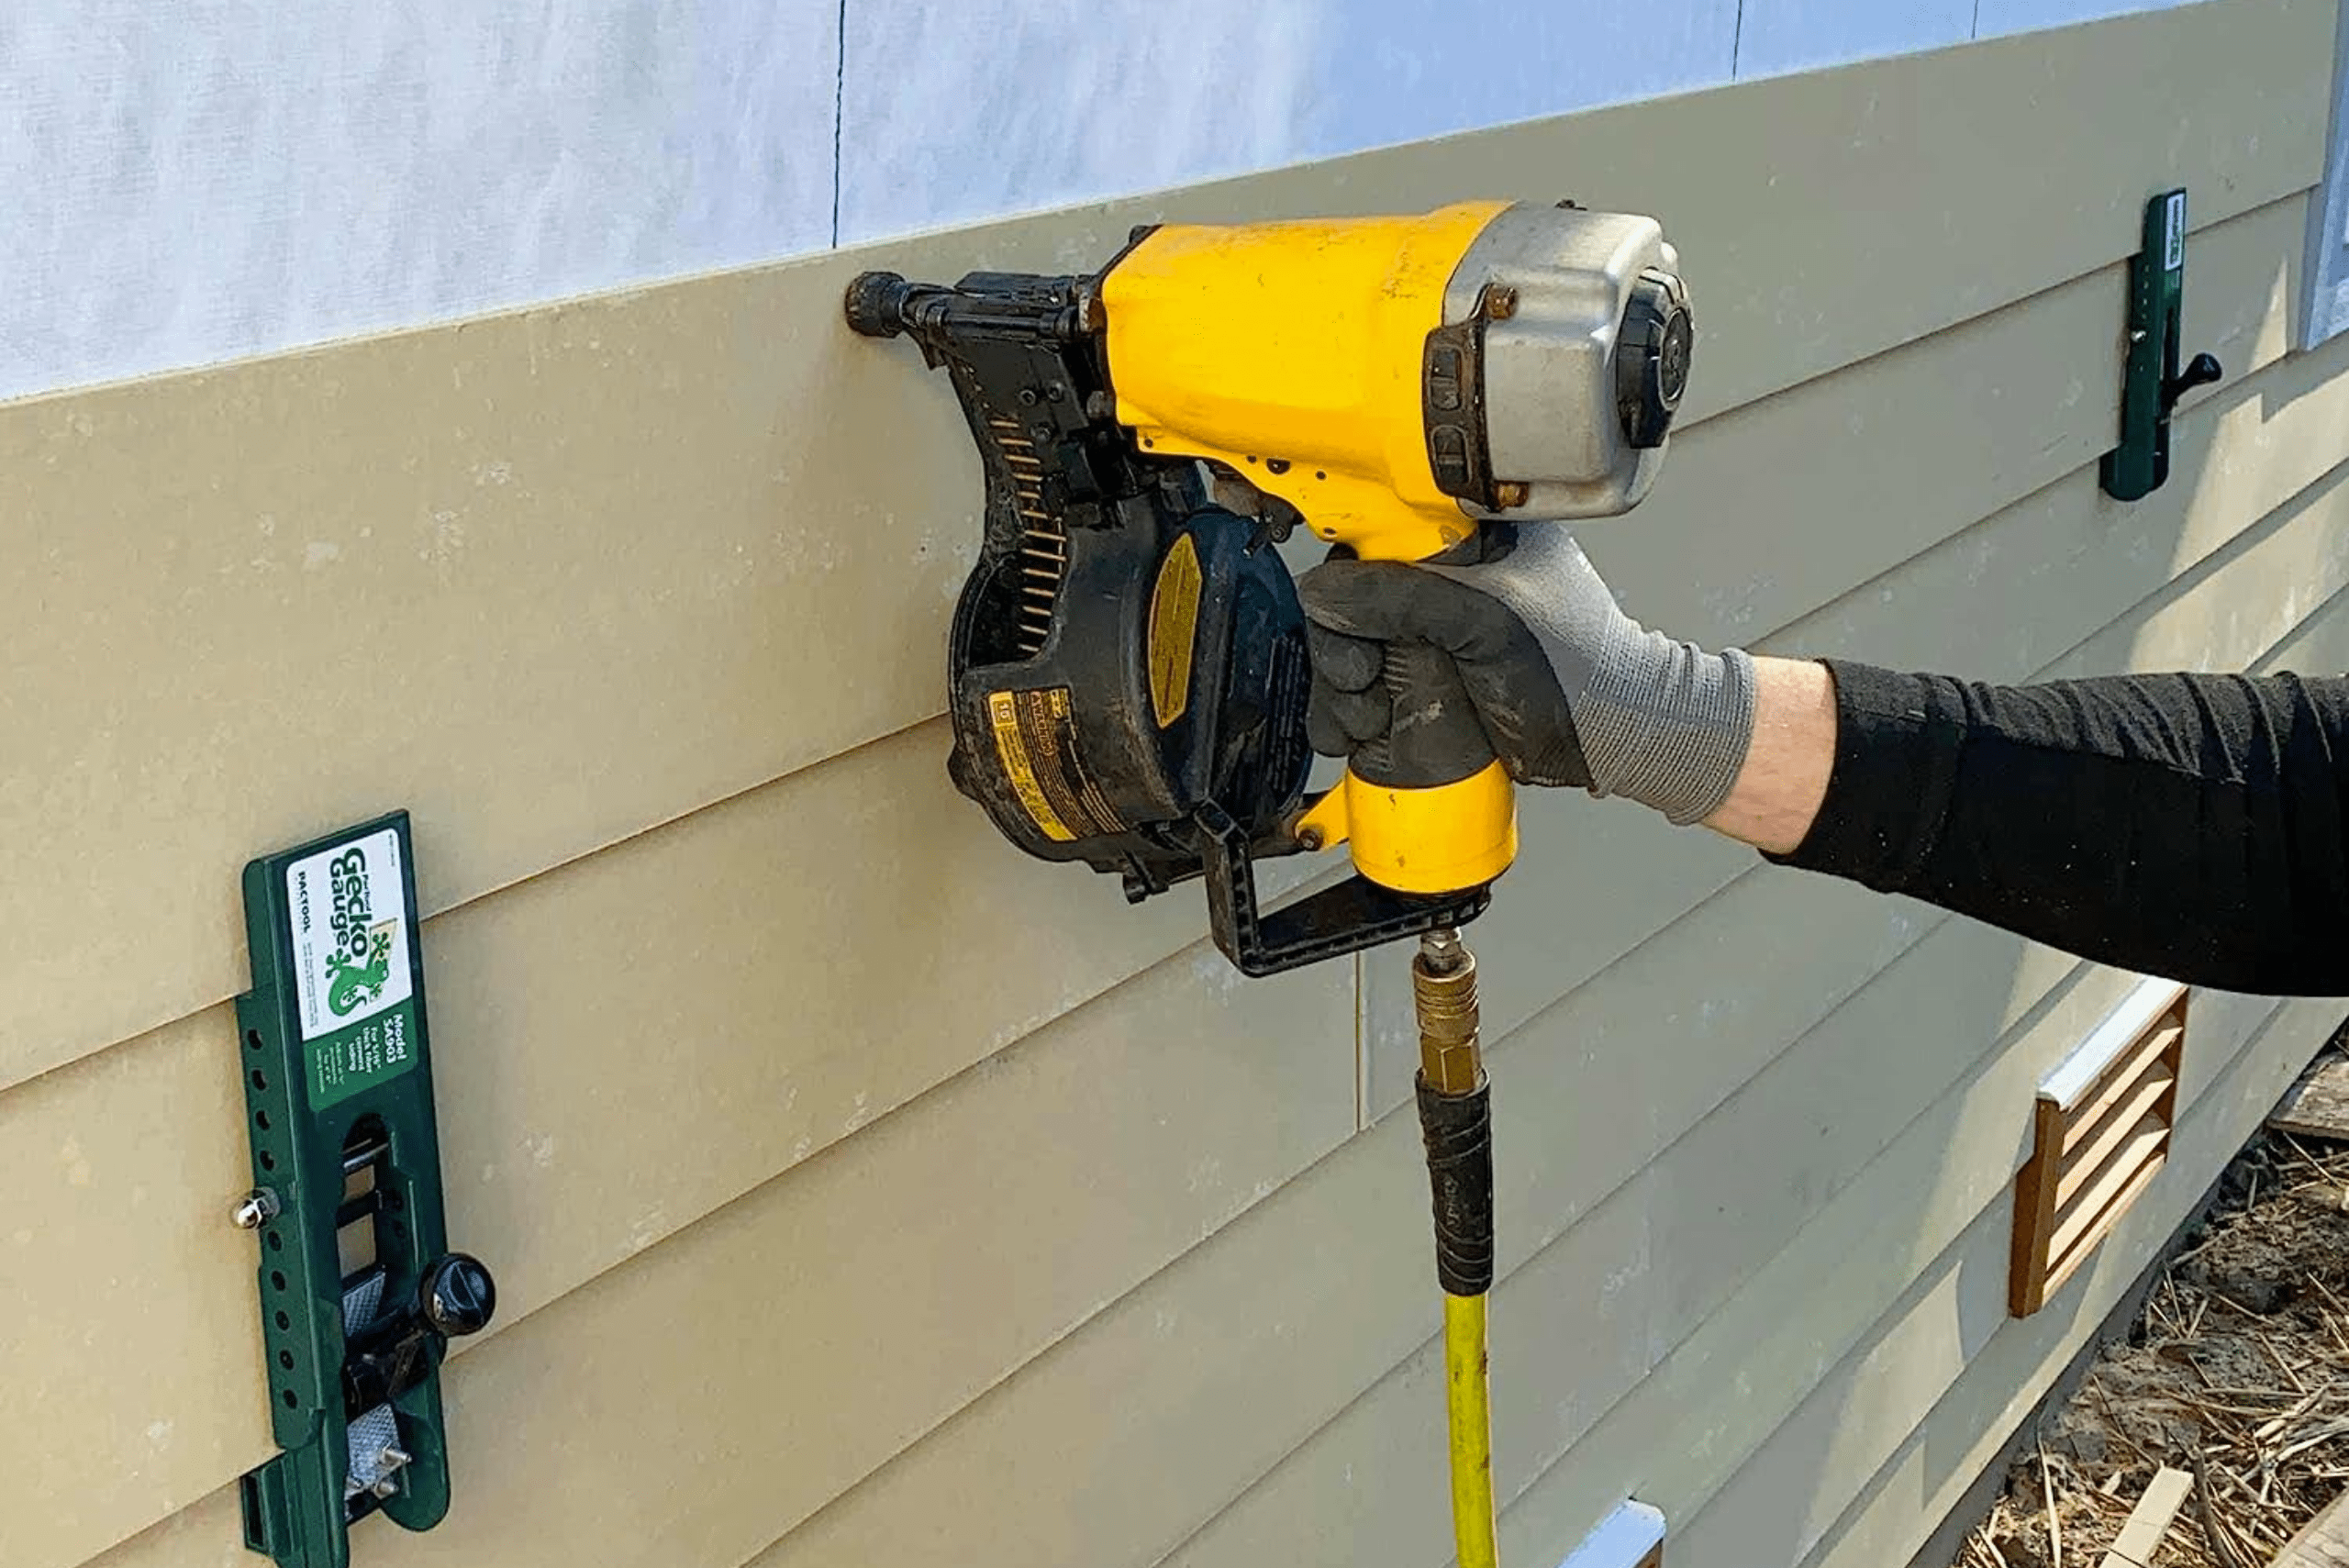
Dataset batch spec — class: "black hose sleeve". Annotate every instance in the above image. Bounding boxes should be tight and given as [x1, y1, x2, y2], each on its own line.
[1416, 1075, 1495, 1297]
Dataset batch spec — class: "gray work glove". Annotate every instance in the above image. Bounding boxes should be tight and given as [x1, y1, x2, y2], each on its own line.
[1297, 524, 1758, 827]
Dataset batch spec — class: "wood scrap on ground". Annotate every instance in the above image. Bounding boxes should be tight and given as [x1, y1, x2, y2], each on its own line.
[1952, 1049, 2349, 1568]
[2271, 1059, 2349, 1146]
[2269, 1487, 2349, 1567]
[2098, 1465, 2190, 1567]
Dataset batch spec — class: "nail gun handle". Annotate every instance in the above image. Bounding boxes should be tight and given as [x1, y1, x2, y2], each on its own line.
[1192, 639, 1508, 973]
[1296, 642, 1520, 898]
[1353, 640, 1497, 793]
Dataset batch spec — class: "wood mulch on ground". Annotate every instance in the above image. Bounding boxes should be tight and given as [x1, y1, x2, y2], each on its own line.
[1951, 1052, 2349, 1568]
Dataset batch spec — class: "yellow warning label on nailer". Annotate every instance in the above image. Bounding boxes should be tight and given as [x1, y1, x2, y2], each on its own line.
[988, 690, 1075, 841]
[1147, 533, 1203, 727]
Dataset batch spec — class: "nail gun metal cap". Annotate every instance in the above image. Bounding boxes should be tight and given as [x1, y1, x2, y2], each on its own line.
[1438, 203, 1691, 520]
[1617, 268, 1693, 449]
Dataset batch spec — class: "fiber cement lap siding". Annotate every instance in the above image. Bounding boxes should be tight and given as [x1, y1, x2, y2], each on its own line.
[11, 6, 2345, 1568]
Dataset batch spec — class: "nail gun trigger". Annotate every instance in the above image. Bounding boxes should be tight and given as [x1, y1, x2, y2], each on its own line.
[1201, 464, 1299, 552]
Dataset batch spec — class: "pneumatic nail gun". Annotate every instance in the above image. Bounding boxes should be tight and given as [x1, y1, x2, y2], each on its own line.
[843, 199, 1693, 975]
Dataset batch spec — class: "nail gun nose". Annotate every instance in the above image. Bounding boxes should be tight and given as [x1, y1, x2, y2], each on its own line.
[843, 272, 913, 338]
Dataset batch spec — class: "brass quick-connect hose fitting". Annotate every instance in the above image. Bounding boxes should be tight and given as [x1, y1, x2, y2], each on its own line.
[1414, 929, 1483, 1097]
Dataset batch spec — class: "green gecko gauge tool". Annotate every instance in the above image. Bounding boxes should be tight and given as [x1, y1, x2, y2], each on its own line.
[230, 810, 496, 1567]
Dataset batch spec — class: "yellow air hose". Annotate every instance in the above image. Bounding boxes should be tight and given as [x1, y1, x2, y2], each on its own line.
[1413, 929, 1498, 1567]
[1444, 1291, 1498, 1567]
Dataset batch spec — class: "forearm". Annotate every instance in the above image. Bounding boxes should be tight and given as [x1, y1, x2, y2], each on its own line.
[1705, 658, 2349, 996]
[1702, 656, 1836, 855]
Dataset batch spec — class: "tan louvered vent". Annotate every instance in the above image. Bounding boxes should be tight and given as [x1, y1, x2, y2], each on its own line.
[2010, 982, 2188, 1318]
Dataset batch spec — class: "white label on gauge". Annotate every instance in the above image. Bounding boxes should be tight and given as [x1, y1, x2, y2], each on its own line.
[284, 828, 414, 1042]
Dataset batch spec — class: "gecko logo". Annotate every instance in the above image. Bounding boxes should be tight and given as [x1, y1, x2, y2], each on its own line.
[327, 925, 397, 1017]
[324, 846, 398, 1018]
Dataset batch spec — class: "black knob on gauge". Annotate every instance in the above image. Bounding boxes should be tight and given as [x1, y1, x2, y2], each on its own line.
[1617, 270, 1694, 450]
[2161, 351, 2222, 413]
[420, 1252, 497, 1339]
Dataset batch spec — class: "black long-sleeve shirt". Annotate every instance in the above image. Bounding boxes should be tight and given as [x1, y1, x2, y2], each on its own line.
[1772, 662, 2349, 996]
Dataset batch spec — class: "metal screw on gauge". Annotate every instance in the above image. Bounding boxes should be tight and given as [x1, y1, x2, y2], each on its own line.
[231, 1188, 281, 1230]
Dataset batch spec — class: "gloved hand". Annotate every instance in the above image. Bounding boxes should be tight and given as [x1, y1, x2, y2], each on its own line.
[1297, 524, 1759, 827]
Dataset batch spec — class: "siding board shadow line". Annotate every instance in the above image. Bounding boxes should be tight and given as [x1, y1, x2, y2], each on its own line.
[17, 188, 2335, 1568]
[1, 0, 2325, 1097]
[3, 934, 1357, 1568]
[1366, 312, 2349, 1117]
[50, 384, 2349, 1568]
[1469, 189, 2309, 762]
[1791, 998, 2346, 1568]
[1783, 593, 2349, 1567]
[1675, 996, 2299, 1568]
[1158, 942, 2111, 1568]
[13, 13, 2339, 1566]
[6, 186, 2311, 1147]
[1127, 538, 2349, 1568]
[1503, 984, 2307, 1568]
[1493, 607, 2349, 1568]
[22, 300, 2349, 1568]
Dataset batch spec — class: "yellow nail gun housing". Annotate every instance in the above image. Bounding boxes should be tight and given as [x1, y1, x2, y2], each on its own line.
[845, 200, 1691, 974]
[1103, 201, 1687, 561]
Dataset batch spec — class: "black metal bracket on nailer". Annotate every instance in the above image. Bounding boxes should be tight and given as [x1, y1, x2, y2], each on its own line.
[2100, 187, 2224, 502]
[230, 810, 496, 1568]
[1193, 802, 1492, 978]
